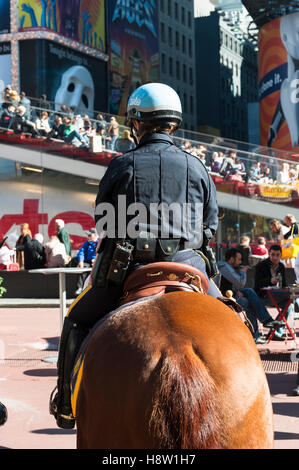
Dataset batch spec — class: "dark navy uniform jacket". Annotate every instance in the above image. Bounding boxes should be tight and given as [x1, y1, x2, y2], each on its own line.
[95, 132, 218, 249]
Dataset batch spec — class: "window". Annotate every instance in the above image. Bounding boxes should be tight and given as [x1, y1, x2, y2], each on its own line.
[188, 11, 191, 27]
[176, 60, 180, 79]
[168, 26, 172, 45]
[182, 35, 186, 53]
[181, 7, 185, 24]
[161, 22, 165, 42]
[175, 31, 180, 48]
[169, 57, 173, 74]
[168, 0, 171, 15]
[189, 67, 193, 85]
[175, 2, 178, 19]
[183, 64, 187, 81]
[188, 38, 192, 57]
[161, 53, 166, 73]
[160, 0, 164, 12]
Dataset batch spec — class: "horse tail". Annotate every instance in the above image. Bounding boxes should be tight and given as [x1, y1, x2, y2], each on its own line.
[149, 350, 221, 449]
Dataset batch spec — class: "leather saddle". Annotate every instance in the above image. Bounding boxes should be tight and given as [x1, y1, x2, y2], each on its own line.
[118, 262, 254, 334]
[119, 262, 209, 306]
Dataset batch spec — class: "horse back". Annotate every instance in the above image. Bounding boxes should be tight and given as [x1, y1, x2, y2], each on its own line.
[75, 291, 273, 449]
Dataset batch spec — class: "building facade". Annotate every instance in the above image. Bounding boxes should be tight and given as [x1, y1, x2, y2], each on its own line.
[159, 0, 197, 130]
[195, 7, 258, 141]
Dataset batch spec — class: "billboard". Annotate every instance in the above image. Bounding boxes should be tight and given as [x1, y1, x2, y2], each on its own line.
[107, 0, 160, 115]
[0, 42, 11, 103]
[0, 171, 97, 251]
[258, 12, 299, 152]
[18, 0, 106, 52]
[19, 39, 108, 114]
[0, 0, 10, 33]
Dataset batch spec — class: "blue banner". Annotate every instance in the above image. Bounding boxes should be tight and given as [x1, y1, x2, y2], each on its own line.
[258, 63, 288, 101]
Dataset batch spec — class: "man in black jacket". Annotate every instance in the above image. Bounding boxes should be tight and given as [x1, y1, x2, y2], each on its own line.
[50, 82, 221, 429]
[218, 248, 284, 344]
[16, 233, 46, 270]
[254, 244, 294, 339]
[12, 105, 39, 137]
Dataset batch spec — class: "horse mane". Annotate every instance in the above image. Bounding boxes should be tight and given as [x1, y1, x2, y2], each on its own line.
[149, 350, 221, 449]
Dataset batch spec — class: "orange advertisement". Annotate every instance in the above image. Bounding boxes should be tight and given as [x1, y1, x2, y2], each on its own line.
[258, 13, 299, 152]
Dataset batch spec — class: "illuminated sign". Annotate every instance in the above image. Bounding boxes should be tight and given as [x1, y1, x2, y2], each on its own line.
[111, 0, 157, 37]
[107, 0, 159, 116]
[18, 0, 106, 52]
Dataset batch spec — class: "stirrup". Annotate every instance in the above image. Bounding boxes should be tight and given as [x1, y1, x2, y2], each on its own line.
[49, 386, 75, 429]
[49, 386, 58, 417]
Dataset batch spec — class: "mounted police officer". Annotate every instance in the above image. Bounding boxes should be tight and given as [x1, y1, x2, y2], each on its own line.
[50, 82, 220, 429]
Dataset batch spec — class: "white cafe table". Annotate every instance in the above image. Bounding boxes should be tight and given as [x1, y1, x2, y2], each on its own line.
[28, 267, 91, 362]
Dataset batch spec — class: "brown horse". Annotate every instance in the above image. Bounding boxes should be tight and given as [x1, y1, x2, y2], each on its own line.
[71, 291, 274, 449]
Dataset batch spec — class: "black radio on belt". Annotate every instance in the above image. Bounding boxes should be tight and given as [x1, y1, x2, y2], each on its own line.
[202, 227, 219, 278]
[106, 241, 134, 285]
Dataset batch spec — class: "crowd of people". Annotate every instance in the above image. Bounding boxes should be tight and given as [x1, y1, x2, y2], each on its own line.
[214, 212, 299, 354]
[0, 219, 99, 297]
[1, 87, 298, 184]
[0, 86, 135, 152]
[180, 141, 299, 186]
[217, 245, 293, 345]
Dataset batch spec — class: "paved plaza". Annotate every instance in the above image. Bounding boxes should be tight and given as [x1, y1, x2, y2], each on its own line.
[0, 305, 298, 449]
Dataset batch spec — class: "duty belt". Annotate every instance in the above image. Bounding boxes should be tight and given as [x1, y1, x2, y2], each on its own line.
[134, 237, 186, 263]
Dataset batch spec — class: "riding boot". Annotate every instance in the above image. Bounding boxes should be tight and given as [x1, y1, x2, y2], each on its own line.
[49, 317, 89, 429]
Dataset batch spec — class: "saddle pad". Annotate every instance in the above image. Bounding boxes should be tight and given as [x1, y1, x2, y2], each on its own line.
[70, 294, 160, 417]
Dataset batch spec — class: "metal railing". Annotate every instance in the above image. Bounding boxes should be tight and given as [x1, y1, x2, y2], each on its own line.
[1, 90, 297, 160]
[1, 91, 299, 181]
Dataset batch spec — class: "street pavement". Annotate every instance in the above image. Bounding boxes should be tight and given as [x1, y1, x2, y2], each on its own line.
[0, 305, 298, 449]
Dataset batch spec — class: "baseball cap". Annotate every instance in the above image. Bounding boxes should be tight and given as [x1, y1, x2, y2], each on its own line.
[86, 228, 97, 236]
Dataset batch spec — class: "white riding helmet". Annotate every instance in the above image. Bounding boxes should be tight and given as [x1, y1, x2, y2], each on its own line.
[127, 82, 182, 126]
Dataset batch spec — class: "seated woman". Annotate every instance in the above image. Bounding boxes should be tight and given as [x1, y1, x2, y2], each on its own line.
[211, 151, 224, 173]
[45, 235, 70, 268]
[114, 129, 135, 153]
[35, 111, 52, 137]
